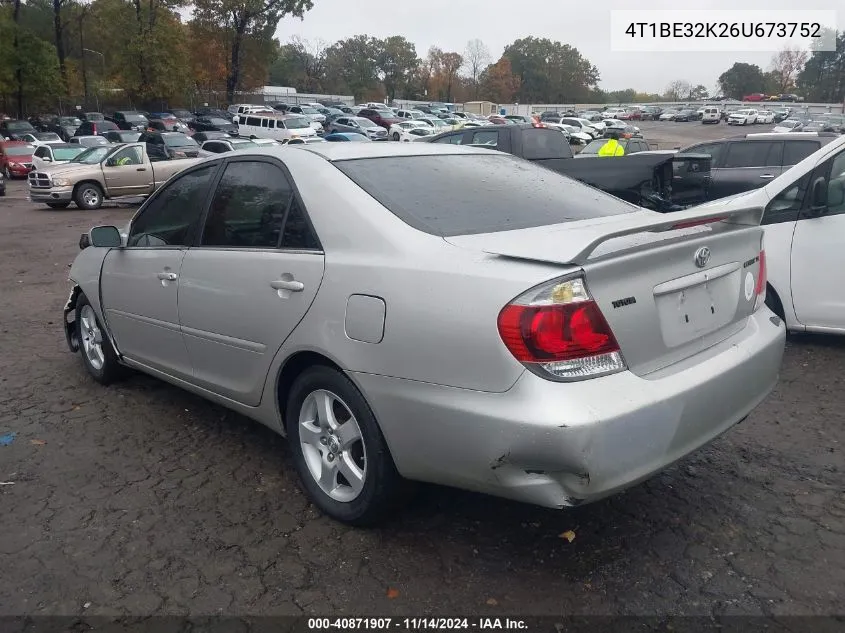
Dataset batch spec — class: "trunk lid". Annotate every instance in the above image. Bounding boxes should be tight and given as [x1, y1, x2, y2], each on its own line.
[446, 204, 765, 376]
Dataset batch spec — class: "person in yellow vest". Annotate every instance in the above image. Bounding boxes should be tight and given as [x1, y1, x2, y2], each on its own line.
[597, 130, 625, 157]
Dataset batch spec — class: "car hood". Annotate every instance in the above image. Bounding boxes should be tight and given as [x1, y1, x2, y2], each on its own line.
[43, 162, 102, 177]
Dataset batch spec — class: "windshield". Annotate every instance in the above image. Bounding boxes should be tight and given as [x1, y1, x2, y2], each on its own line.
[4, 144, 35, 156]
[80, 136, 109, 146]
[283, 117, 311, 129]
[8, 121, 34, 131]
[86, 113, 104, 121]
[430, 119, 447, 127]
[779, 120, 799, 127]
[60, 117, 82, 126]
[208, 118, 230, 126]
[124, 114, 148, 123]
[230, 140, 257, 149]
[335, 154, 634, 237]
[300, 107, 319, 114]
[53, 147, 85, 160]
[410, 128, 431, 136]
[355, 118, 376, 128]
[71, 146, 111, 163]
[163, 135, 199, 147]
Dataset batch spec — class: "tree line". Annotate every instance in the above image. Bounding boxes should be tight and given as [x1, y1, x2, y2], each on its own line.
[717, 35, 845, 102]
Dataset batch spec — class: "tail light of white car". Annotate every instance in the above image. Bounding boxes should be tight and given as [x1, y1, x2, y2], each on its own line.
[754, 250, 767, 312]
[497, 274, 626, 381]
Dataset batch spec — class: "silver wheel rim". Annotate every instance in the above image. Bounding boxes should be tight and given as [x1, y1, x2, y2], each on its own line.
[82, 188, 100, 207]
[79, 305, 105, 370]
[299, 389, 367, 502]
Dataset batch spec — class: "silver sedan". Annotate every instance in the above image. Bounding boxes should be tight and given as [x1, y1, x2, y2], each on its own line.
[64, 143, 785, 524]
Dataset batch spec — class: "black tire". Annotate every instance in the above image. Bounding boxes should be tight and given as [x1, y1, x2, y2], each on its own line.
[393, 132, 401, 141]
[76, 293, 124, 385]
[3, 167, 11, 180]
[74, 183, 103, 210]
[46, 202, 70, 209]
[286, 365, 404, 525]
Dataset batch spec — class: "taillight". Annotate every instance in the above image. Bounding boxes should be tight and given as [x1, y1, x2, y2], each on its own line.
[754, 250, 767, 311]
[497, 275, 627, 381]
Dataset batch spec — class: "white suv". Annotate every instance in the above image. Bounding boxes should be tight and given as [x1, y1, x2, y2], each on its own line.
[701, 107, 721, 124]
[728, 109, 758, 125]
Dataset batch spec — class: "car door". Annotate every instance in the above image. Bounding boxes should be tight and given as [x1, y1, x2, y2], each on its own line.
[100, 145, 150, 196]
[708, 141, 783, 199]
[789, 147, 845, 330]
[100, 162, 219, 378]
[177, 157, 325, 405]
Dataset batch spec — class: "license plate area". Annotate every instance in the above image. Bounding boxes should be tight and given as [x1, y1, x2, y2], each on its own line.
[654, 265, 741, 348]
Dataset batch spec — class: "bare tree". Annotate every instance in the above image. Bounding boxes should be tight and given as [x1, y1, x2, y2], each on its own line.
[664, 79, 691, 101]
[770, 47, 808, 93]
[463, 38, 490, 98]
[289, 35, 328, 92]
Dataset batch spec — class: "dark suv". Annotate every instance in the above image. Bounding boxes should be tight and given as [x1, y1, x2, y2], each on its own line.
[679, 133, 838, 201]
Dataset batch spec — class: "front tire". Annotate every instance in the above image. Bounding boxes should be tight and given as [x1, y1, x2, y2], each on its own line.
[47, 202, 70, 209]
[286, 365, 403, 525]
[76, 294, 124, 385]
[3, 167, 11, 179]
[393, 132, 401, 141]
[75, 183, 103, 210]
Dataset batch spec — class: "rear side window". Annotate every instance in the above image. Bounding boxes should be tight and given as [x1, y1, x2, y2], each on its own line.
[783, 140, 820, 166]
[334, 154, 635, 237]
[245, 116, 260, 126]
[433, 133, 463, 145]
[522, 129, 573, 160]
[202, 161, 292, 248]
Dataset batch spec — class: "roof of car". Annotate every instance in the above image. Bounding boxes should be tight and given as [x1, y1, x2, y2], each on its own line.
[299, 141, 504, 161]
[739, 132, 837, 140]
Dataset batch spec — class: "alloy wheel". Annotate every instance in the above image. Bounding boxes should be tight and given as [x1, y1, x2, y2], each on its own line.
[298, 389, 367, 502]
[79, 304, 105, 370]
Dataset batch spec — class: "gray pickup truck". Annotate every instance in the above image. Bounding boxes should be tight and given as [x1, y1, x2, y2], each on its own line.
[28, 142, 199, 209]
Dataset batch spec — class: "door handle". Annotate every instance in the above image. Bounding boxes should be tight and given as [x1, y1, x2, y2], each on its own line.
[137, 167, 147, 171]
[157, 272, 178, 281]
[270, 279, 304, 292]
[760, 173, 775, 179]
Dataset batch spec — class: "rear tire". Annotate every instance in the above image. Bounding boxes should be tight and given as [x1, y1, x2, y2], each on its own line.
[286, 365, 404, 525]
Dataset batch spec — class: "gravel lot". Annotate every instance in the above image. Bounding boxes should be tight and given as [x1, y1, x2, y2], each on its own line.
[1, 127, 843, 619]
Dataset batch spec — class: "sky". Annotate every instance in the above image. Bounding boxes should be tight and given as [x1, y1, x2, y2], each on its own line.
[276, 0, 842, 94]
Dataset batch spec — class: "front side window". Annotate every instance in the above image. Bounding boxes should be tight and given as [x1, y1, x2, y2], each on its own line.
[682, 142, 725, 167]
[110, 146, 143, 166]
[201, 161, 293, 248]
[522, 129, 572, 160]
[723, 141, 779, 168]
[825, 150, 845, 216]
[434, 133, 463, 145]
[128, 165, 216, 247]
[471, 131, 499, 146]
[764, 173, 811, 224]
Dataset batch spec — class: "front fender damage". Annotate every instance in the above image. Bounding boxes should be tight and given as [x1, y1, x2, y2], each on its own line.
[64, 284, 81, 352]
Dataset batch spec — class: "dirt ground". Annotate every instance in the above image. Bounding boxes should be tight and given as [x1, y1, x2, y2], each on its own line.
[0, 128, 843, 619]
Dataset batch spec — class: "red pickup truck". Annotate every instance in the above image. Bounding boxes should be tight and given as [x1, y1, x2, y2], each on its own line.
[742, 93, 767, 102]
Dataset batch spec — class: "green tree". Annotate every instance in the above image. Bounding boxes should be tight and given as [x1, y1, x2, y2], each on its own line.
[502, 36, 598, 103]
[797, 30, 844, 102]
[324, 35, 380, 100]
[375, 35, 417, 101]
[606, 88, 636, 103]
[689, 84, 708, 100]
[192, 0, 313, 103]
[718, 62, 765, 99]
[269, 36, 326, 91]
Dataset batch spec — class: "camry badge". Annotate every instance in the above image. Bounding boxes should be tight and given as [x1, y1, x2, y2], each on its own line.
[694, 246, 711, 268]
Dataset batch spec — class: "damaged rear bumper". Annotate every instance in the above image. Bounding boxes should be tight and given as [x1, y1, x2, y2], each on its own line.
[350, 309, 784, 509]
[64, 284, 81, 352]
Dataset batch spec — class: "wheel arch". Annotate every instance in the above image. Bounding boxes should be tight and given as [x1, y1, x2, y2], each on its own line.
[276, 350, 344, 428]
[73, 179, 106, 199]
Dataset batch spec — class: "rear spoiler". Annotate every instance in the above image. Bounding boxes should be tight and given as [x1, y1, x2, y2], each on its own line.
[565, 203, 764, 265]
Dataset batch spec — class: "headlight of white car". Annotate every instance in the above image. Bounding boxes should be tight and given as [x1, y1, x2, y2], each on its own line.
[51, 177, 71, 186]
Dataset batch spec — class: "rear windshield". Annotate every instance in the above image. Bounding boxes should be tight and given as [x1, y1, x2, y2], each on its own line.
[334, 154, 634, 237]
[163, 135, 198, 147]
[4, 144, 34, 156]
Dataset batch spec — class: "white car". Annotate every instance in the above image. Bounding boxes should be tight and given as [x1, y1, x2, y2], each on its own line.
[395, 109, 427, 120]
[20, 132, 64, 146]
[31, 143, 86, 170]
[772, 120, 804, 133]
[693, 134, 845, 333]
[757, 110, 775, 124]
[560, 117, 601, 137]
[659, 110, 679, 121]
[419, 117, 453, 134]
[728, 109, 758, 125]
[603, 108, 628, 119]
[543, 122, 592, 144]
[388, 121, 436, 142]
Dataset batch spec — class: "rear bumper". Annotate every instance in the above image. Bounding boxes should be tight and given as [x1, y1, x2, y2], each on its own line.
[29, 187, 73, 203]
[352, 309, 785, 509]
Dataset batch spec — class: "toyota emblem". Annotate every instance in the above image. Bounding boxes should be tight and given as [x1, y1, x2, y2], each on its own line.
[694, 247, 711, 268]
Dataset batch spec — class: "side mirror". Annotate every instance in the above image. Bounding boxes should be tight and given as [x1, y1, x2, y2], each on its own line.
[805, 176, 828, 218]
[42, 156, 52, 162]
[88, 225, 122, 248]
